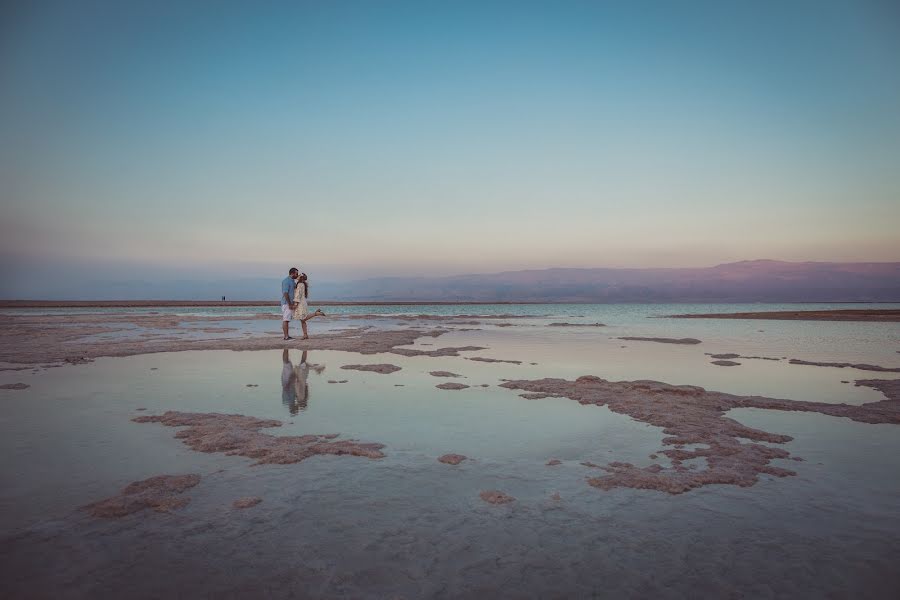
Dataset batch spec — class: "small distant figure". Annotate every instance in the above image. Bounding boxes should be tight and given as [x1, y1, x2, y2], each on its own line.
[281, 267, 300, 340]
[293, 272, 326, 340]
[222, 295, 226, 302]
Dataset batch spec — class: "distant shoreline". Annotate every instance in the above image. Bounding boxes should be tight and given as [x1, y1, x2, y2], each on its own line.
[666, 309, 900, 322]
[0, 300, 548, 308]
[1, 300, 898, 309]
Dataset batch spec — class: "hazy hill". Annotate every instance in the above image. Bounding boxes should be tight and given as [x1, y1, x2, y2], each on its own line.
[318, 260, 900, 303]
[4, 260, 898, 302]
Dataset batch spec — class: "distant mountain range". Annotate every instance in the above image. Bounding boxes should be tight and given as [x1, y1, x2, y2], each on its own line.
[4, 260, 899, 303]
[318, 260, 900, 303]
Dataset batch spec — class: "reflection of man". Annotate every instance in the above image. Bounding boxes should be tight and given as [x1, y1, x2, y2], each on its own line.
[281, 267, 300, 340]
[281, 348, 298, 413]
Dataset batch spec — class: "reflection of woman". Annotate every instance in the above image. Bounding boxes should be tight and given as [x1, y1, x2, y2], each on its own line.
[292, 273, 326, 340]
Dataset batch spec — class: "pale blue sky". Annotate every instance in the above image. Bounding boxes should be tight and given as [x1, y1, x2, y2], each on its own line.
[1, 0, 899, 294]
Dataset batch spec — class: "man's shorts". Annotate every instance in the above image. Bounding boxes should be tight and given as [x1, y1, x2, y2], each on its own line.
[281, 305, 293, 321]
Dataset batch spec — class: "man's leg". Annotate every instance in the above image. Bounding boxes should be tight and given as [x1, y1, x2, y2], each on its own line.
[283, 319, 290, 339]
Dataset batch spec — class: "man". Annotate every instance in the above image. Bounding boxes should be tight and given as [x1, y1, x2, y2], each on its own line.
[281, 267, 300, 340]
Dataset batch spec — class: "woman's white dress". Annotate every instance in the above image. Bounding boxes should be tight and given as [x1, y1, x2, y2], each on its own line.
[292, 283, 309, 320]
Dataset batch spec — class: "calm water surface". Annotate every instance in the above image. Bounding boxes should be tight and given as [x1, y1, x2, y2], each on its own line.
[1, 304, 899, 598]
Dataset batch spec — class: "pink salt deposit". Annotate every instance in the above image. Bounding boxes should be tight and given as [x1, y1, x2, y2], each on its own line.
[133, 411, 385, 464]
[500, 376, 900, 494]
[84, 474, 201, 518]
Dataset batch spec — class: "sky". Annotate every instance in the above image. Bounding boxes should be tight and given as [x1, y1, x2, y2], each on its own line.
[1, 0, 899, 297]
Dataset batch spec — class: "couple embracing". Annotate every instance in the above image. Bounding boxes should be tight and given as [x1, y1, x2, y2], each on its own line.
[280, 267, 326, 340]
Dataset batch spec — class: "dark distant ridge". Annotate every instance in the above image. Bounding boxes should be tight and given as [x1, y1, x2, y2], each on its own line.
[320, 260, 900, 303]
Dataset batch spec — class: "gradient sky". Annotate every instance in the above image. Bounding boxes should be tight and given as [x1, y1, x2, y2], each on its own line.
[1, 0, 899, 294]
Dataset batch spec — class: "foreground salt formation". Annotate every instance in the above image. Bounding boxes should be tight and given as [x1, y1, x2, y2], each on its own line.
[133, 412, 385, 464]
[84, 474, 201, 518]
[500, 376, 900, 494]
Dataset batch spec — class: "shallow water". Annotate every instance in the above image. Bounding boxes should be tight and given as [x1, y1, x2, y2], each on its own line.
[1, 305, 900, 598]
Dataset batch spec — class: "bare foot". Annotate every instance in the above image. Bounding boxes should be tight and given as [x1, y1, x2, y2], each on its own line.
[301, 335, 309, 340]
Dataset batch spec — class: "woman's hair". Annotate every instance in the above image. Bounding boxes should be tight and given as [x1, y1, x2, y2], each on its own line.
[300, 273, 308, 298]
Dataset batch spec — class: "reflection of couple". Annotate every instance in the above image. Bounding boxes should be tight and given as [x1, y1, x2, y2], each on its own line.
[281, 349, 324, 415]
[281, 267, 326, 340]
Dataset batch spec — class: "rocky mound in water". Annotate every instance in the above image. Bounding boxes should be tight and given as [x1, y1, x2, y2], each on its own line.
[233, 497, 262, 509]
[436, 382, 470, 390]
[133, 411, 385, 464]
[480, 490, 515, 504]
[84, 474, 201, 518]
[438, 454, 467, 465]
[500, 376, 900, 494]
[430, 371, 462, 378]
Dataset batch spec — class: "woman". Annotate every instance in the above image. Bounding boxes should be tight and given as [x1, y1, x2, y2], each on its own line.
[292, 273, 326, 339]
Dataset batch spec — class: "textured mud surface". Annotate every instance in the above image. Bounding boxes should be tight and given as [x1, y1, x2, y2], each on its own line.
[133, 412, 385, 464]
[84, 474, 201, 518]
[0, 311, 462, 366]
[500, 376, 900, 494]
[0, 383, 30, 390]
[711, 360, 741, 367]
